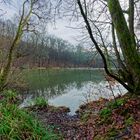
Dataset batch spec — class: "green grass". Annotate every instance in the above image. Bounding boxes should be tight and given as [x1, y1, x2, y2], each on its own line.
[100, 107, 112, 118]
[99, 98, 126, 119]
[0, 90, 60, 140]
[107, 98, 126, 109]
[3, 90, 18, 103]
[33, 97, 48, 107]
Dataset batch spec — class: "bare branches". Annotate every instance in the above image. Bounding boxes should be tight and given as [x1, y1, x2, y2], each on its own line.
[77, 0, 133, 92]
[0, 0, 52, 90]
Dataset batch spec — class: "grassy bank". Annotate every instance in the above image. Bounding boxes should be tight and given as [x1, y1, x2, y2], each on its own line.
[2, 90, 140, 139]
[0, 90, 60, 140]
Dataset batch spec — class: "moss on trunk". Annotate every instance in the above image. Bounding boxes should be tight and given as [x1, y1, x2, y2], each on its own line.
[107, 0, 140, 94]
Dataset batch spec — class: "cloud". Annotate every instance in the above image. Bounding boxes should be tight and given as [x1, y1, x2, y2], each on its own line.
[48, 19, 82, 45]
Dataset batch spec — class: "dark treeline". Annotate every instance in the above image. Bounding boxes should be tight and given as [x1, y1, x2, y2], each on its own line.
[0, 19, 104, 68]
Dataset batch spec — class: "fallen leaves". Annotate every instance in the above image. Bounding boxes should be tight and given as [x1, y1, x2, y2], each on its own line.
[133, 122, 140, 139]
[29, 95, 140, 139]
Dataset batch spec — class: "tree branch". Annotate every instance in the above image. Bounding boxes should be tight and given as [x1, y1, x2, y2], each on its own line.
[77, 0, 133, 92]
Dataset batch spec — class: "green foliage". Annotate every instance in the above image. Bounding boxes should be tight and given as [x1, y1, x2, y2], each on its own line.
[4, 90, 17, 100]
[107, 98, 126, 109]
[1, 90, 19, 104]
[0, 91, 59, 140]
[107, 128, 118, 138]
[125, 116, 134, 126]
[81, 112, 90, 122]
[100, 98, 126, 121]
[100, 108, 112, 118]
[33, 97, 48, 107]
[116, 98, 126, 106]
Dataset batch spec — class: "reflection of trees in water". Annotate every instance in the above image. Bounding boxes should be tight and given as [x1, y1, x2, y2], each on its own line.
[75, 81, 84, 89]
[23, 69, 105, 99]
[23, 82, 77, 99]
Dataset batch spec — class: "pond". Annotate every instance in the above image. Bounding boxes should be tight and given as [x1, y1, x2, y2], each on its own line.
[20, 68, 127, 115]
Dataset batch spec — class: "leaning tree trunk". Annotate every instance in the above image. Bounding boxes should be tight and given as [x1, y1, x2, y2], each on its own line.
[0, 0, 33, 91]
[0, 30, 22, 91]
[77, 0, 140, 94]
[107, 0, 140, 94]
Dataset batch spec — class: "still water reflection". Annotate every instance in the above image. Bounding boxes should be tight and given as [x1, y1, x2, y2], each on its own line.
[21, 69, 127, 114]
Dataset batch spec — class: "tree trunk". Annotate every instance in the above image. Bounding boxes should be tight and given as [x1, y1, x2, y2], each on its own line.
[0, 34, 21, 91]
[107, 0, 140, 94]
[0, 0, 33, 91]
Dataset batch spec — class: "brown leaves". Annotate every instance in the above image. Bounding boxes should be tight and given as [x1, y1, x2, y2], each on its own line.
[30, 95, 140, 139]
[133, 122, 140, 139]
[84, 96, 140, 139]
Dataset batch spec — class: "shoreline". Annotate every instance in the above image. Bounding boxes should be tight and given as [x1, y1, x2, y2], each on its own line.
[27, 94, 140, 139]
[2, 90, 140, 139]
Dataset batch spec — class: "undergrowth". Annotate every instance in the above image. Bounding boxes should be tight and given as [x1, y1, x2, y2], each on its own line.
[33, 97, 48, 107]
[0, 90, 60, 140]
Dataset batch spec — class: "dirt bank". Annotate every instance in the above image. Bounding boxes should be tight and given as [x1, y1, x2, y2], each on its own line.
[28, 95, 140, 140]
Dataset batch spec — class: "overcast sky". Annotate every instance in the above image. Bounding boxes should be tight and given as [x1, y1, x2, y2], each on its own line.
[47, 20, 82, 45]
[0, 0, 82, 45]
[0, 0, 139, 46]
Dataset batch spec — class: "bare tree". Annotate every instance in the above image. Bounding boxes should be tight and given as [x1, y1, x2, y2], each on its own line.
[0, 0, 51, 91]
[76, 0, 140, 94]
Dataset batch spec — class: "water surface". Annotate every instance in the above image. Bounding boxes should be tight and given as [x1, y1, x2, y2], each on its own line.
[21, 68, 126, 114]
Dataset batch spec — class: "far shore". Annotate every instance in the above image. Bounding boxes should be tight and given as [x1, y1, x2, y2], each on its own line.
[14, 66, 107, 70]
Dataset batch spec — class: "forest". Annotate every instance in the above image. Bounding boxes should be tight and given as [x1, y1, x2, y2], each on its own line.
[0, 19, 104, 68]
[0, 0, 140, 139]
